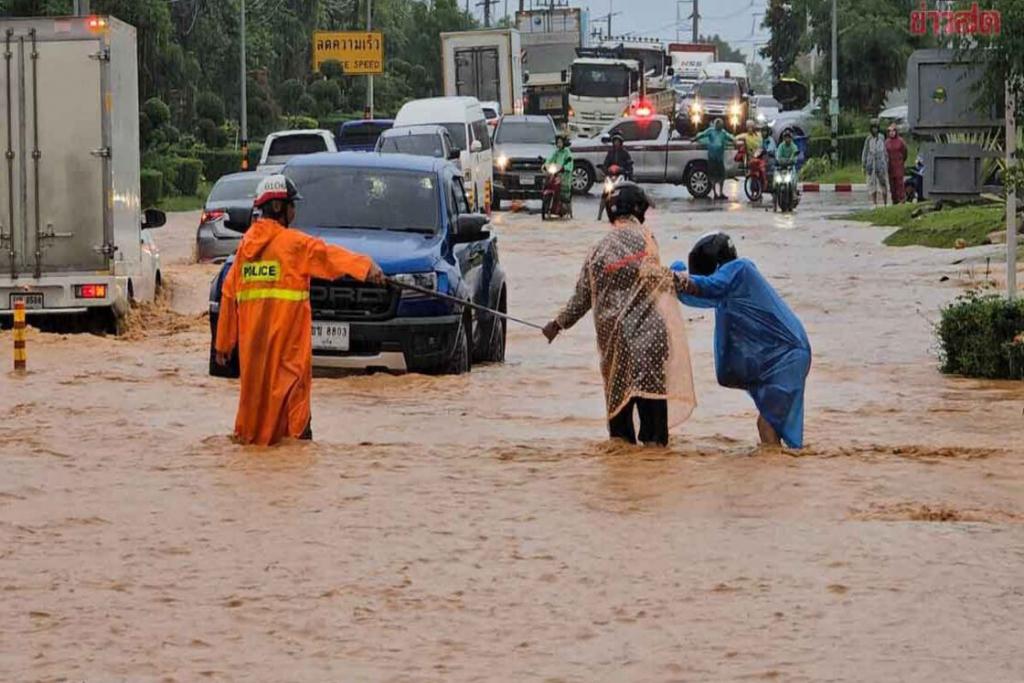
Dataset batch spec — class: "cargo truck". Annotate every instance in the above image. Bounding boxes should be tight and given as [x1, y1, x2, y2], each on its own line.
[0, 15, 164, 333]
[515, 6, 589, 124]
[441, 29, 524, 120]
[668, 42, 717, 96]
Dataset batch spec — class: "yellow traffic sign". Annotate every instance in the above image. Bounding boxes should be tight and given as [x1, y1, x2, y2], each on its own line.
[313, 31, 383, 75]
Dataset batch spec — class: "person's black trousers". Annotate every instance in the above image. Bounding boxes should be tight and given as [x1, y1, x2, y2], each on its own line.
[608, 398, 669, 446]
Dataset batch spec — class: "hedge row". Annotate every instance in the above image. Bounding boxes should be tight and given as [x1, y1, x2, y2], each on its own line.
[141, 169, 163, 207]
[807, 134, 867, 165]
[938, 292, 1024, 380]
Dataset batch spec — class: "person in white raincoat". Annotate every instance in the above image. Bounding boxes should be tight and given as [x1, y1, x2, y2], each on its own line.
[543, 182, 697, 446]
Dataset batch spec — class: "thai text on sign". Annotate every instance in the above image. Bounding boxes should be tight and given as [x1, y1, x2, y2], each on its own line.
[313, 31, 384, 75]
[909, 1, 1001, 36]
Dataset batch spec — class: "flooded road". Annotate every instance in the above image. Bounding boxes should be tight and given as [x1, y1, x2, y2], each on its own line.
[2, 186, 1023, 682]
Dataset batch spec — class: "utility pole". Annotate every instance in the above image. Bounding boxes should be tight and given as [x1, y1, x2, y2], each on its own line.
[829, 0, 838, 165]
[692, 0, 700, 43]
[1007, 83, 1017, 299]
[240, 0, 248, 170]
[477, 0, 497, 27]
[366, 0, 374, 119]
[72, 0, 90, 14]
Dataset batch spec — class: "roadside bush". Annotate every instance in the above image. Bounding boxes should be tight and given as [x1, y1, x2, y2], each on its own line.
[175, 157, 204, 196]
[282, 115, 319, 130]
[309, 79, 341, 116]
[141, 169, 164, 207]
[808, 134, 864, 164]
[143, 97, 171, 128]
[278, 79, 306, 114]
[938, 291, 1024, 380]
[196, 117, 228, 148]
[196, 149, 245, 182]
[195, 91, 226, 126]
[800, 156, 832, 181]
[297, 93, 318, 117]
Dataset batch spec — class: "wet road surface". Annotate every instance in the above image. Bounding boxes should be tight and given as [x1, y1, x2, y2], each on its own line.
[2, 185, 1023, 681]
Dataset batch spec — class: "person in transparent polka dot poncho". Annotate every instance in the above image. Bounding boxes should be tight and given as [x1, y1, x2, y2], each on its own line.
[543, 182, 697, 446]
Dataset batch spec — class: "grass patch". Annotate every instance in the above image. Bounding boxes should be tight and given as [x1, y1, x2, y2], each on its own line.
[846, 202, 1006, 248]
[158, 180, 212, 213]
[800, 161, 864, 184]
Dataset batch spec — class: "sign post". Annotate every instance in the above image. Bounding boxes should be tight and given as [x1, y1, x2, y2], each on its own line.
[1007, 83, 1017, 299]
[313, 31, 384, 76]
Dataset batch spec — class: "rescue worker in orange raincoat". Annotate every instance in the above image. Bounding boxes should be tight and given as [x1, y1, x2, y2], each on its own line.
[215, 174, 384, 445]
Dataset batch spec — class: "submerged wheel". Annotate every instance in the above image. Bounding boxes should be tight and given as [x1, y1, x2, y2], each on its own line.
[744, 176, 763, 202]
[571, 164, 594, 195]
[686, 166, 712, 198]
[442, 318, 471, 375]
[481, 289, 507, 363]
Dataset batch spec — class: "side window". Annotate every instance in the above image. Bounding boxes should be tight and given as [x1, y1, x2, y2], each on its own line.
[470, 119, 491, 150]
[451, 177, 471, 216]
[610, 121, 640, 141]
[638, 120, 662, 141]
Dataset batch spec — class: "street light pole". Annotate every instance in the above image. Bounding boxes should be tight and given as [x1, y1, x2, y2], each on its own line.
[73, 0, 90, 15]
[366, 0, 374, 119]
[830, 0, 838, 164]
[1007, 83, 1017, 299]
[240, 0, 249, 171]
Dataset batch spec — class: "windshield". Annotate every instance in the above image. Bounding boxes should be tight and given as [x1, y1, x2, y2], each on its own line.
[208, 175, 261, 203]
[338, 123, 387, 147]
[378, 133, 446, 158]
[289, 167, 440, 234]
[619, 48, 665, 77]
[570, 64, 630, 98]
[695, 82, 739, 101]
[438, 123, 468, 151]
[495, 120, 555, 144]
[266, 134, 329, 162]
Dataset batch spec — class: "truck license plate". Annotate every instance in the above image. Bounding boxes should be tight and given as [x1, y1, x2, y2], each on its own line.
[311, 321, 350, 351]
[10, 292, 43, 310]
[540, 94, 562, 110]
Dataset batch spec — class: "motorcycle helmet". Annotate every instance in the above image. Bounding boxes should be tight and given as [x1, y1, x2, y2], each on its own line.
[610, 133, 625, 145]
[606, 181, 652, 223]
[688, 231, 737, 276]
[555, 133, 571, 148]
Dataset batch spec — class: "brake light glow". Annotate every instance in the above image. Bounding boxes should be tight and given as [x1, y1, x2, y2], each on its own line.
[635, 105, 652, 118]
[86, 16, 108, 32]
[200, 209, 226, 224]
[75, 284, 108, 299]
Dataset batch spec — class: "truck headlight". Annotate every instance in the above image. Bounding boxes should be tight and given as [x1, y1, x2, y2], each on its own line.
[690, 101, 702, 115]
[393, 272, 437, 295]
[756, 112, 766, 123]
[495, 154, 509, 171]
[729, 101, 742, 117]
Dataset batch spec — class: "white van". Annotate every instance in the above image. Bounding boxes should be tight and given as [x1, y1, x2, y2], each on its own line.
[393, 97, 493, 212]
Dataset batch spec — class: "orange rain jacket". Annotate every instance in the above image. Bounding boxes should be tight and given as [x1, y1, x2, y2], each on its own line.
[215, 217, 373, 445]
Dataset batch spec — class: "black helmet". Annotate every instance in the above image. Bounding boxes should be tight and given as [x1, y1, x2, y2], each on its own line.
[555, 132, 571, 147]
[606, 181, 651, 223]
[688, 231, 737, 276]
[611, 133, 625, 144]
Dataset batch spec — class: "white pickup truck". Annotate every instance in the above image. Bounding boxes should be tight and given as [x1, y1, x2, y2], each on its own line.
[258, 129, 337, 174]
[570, 115, 737, 199]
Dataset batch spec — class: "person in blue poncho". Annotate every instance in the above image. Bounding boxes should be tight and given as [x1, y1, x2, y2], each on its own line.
[672, 232, 811, 448]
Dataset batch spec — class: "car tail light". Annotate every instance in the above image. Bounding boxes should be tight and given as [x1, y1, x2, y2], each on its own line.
[200, 209, 226, 224]
[75, 284, 107, 299]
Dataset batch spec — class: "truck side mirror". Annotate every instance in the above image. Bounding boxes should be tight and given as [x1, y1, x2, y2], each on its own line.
[523, 71, 530, 83]
[142, 208, 166, 230]
[470, 140, 483, 153]
[448, 148, 461, 161]
[600, 135, 611, 144]
[666, 67, 675, 76]
[452, 214, 491, 244]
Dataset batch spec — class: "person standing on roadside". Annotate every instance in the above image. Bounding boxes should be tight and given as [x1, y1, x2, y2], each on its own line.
[862, 119, 889, 206]
[885, 123, 908, 204]
[215, 174, 384, 446]
[542, 182, 696, 447]
[696, 118, 735, 201]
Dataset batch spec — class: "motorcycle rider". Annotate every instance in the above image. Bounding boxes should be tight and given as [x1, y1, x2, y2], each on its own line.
[761, 124, 778, 172]
[545, 133, 575, 209]
[602, 133, 634, 180]
[737, 120, 763, 160]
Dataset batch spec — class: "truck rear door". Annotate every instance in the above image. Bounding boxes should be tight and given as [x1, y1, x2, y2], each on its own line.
[0, 24, 108, 279]
[455, 47, 500, 103]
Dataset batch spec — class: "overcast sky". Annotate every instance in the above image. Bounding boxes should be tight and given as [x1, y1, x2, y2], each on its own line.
[472, 0, 771, 61]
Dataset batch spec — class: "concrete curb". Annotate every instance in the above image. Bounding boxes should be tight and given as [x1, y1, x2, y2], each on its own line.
[800, 183, 867, 193]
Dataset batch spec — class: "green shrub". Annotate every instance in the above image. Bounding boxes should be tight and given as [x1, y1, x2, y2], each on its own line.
[297, 93, 318, 117]
[143, 97, 171, 128]
[195, 91, 226, 126]
[175, 157, 204, 195]
[197, 149, 244, 182]
[277, 79, 306, 114]
[281, 115, 319, 131]
[800, 156, 832, 181]
[149, 155, 183, 196]
[938, 292, 1024, 380]
[161, 124, 180, 145]
[141, 169, 163, 208]
[808, 134, 864, 164]
[309, 79, 341, 114]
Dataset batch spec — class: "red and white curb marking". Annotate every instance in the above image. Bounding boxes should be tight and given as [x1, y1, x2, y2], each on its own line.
[799, 183, 867, 193]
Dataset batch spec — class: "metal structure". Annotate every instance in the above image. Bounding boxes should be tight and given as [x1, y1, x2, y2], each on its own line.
[906, 49, 1000, 132]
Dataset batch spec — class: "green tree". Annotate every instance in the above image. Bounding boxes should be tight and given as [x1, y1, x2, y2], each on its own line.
[760, 0, 808, 79]
[195, 92, 226, 126]
[955, 0, 1024, 124]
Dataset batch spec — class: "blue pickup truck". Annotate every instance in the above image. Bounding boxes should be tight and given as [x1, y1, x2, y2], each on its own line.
[208, 153, 507, 376]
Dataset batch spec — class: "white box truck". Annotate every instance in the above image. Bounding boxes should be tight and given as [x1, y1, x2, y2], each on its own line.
[441, 29, 524, 119]
[0, 15, 163, 333]
[515, 6, 588, 124]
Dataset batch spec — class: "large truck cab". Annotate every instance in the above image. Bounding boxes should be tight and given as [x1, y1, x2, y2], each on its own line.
[567, 57, 641, 138]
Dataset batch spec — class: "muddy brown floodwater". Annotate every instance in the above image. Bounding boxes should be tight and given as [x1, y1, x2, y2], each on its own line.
[2, 186, 1023, 682]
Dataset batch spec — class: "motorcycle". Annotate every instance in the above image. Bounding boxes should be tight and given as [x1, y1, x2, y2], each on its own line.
[735, 145, 769, 202]
[772, 162, 799, 213]
[541, 163, 573, 220]
[597, 164, 625, 220]
[904, 155, 924, 202]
